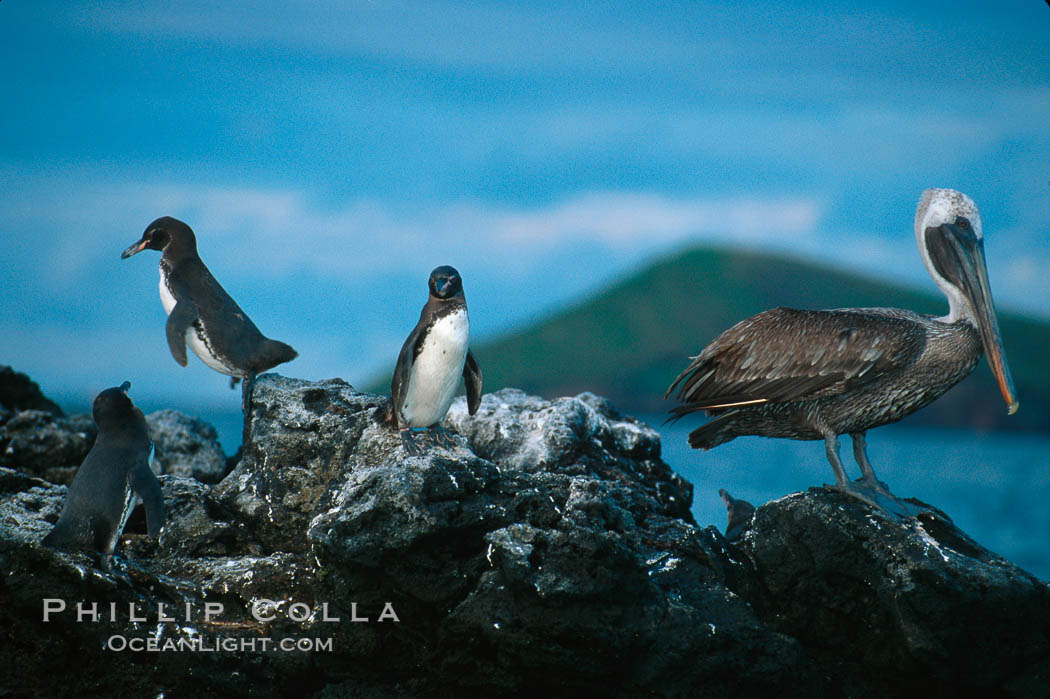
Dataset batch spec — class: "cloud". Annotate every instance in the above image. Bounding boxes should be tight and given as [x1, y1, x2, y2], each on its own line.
[0, 174, 825, 278]
[1004, 254, 1050, 289]
[62, 1, 1048, 97]
[64, 1, 693, 73]
[490, 193, 821, 246]
[185, 187, 821, 276]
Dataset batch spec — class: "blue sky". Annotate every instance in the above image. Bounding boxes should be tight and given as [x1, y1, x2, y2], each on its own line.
[1, 0, 1048, 417]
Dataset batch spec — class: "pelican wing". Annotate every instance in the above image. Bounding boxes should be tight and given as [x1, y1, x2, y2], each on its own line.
[667, 307, 926, 413]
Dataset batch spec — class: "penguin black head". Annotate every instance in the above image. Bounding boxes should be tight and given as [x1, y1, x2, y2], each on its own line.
[121, 217, 197, 261]
[92, 381, 136, 431]
[428, 266, 463, 300]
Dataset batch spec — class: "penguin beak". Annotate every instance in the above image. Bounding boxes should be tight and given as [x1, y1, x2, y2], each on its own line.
[437, 278, 452, 295]
[120, 381, 131, 394]
[121, 238, 149, 259]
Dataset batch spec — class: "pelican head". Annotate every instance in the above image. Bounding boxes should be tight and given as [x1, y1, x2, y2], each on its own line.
[915, 188, 1018, 414]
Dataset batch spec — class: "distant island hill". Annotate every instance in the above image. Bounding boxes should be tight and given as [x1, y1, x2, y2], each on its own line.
[373, 246, 1050, 434]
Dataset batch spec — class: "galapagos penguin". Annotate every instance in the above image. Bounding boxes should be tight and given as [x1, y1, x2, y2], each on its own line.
[375, 266, 482, 455]
[718, 488, 756, 543]
[122, 217, 298, 412]
[42, 382, 164, 569]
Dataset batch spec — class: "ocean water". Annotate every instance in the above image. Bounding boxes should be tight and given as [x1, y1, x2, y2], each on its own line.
[656, 418, 1050, 581]
[204, 409, 1050, 581]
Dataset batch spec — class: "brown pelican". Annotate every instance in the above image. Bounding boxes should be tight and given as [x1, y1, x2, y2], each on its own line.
[666, 189, 1018, 508]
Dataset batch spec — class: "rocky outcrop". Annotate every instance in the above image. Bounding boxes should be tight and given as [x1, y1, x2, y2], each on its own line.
[146, 409, 228, 483]
[0, 410, 97, 484]
[0, 403, 226, 486]
[0, 365, 63, 416]
[737, 492, 1050, 698]
[1, 373, 1048, 698]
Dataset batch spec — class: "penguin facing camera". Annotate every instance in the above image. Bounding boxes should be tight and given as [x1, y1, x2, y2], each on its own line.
[375, 266, 482, 455]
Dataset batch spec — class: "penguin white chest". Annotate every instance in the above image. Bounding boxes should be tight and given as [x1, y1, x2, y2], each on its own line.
[114, 482, 139, 553]
[401, 309, 469, 427]
[159, 271, 177, 315]
[158, 269, 239, 376]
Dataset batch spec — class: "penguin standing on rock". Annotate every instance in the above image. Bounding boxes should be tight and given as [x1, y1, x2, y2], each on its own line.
[43, 382, 164, 570]
[375, 266, 482, 455]
[122, 217, 298, 412]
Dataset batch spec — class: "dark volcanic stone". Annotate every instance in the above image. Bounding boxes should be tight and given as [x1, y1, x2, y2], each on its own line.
[1, 373, 1048, 698]
[736, 489, 1050, 697]
[214, 376, 385, 554]
[0, 410, 96, 484]
[152, 475, 261, 558]
[0, 365, 63, 416]
[147, 409, 228, 482]
[0, 407, 228, 486]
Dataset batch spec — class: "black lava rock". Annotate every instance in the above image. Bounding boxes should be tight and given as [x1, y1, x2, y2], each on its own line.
[1, 373, 1047, 698]
[147, 409, 229, 483]
[0, 410, 97, 484]
[0, 365, 63, 416]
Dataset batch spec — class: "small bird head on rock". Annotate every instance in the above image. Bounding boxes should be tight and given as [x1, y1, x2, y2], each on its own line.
[428, 266, 464, 300]
[719, 488, 756, 542]
[121, 216, 197, 261]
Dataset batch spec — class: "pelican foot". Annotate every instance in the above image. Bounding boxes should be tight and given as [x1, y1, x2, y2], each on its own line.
[824, 482, 928, 520]
[399, 428, 429, 456]
[429, 424, 457, 449]
[857, 474, 894, 498]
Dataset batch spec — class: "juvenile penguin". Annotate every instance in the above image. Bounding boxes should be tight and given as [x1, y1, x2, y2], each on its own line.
[375, 266, 482, 455]
[122, 217, 298, 412]
[718, 488, 756, 543]
[43, 382, 164, 569]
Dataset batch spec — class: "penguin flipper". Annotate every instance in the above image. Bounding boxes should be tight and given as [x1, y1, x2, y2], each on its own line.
[390, 323, 425, 427]
[130, 461, 165, 537]
[165, 300, 198, 367]
[463, 350, 482, 415]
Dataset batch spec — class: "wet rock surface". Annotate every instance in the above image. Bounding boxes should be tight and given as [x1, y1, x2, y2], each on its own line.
[0, 403, 226, 486]
[738, 491, 1050, 698]
[1, 372, 1048, 697]
[0, 410, 97, 484]
[146, 409, 229, 483]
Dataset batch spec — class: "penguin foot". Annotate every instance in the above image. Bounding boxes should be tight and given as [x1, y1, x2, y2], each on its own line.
[399, 428, 427, 456]
[429, 424, 457, 449]
[229, 376, 242, 389]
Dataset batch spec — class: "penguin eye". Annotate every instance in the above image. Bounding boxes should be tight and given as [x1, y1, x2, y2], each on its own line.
[955, 217, 969, 230]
